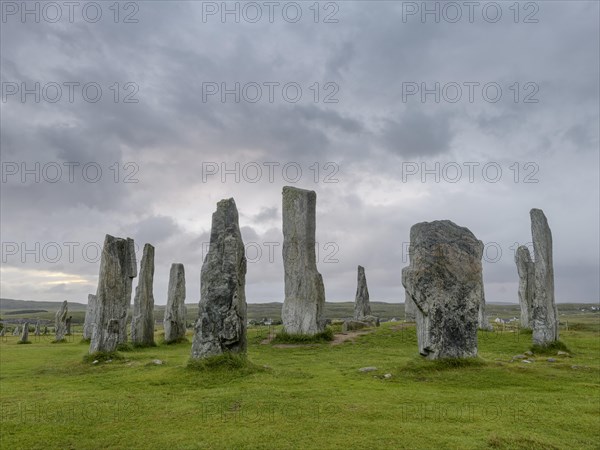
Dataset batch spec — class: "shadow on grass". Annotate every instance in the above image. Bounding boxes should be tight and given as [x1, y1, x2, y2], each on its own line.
[161, 337, 189, 345]
[401, 356, 487, 375]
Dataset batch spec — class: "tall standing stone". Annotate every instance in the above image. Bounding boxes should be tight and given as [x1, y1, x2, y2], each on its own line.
[55, 301, 68, 341]
[281, 186, 326, 335]
[19, 322, 29, 343]
[530, 209, 558, 345]
[89, 235, 137, 353]
[404, 291, 417, 321]
[478, 289, 492, 331]
[164, 263, 187, 343]
[34, 320, 41, 336]
[515, 245, 534, 329]
[354, 266, 371, 320]
[191, 198, 247, 359]
[402, 220, 483, 359]
[131, 244, 156, 347]
[83, 294, 98, 340]
[12, 326, 19, 336]
[66, 316, 72, 335]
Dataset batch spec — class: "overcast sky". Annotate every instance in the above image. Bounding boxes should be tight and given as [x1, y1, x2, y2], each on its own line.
[1, 1, 598, 305]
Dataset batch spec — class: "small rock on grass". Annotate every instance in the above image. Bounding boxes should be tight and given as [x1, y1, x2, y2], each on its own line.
[383, 373, 392, 379]
[547, 358, 556, 362]
[358, 367, 377, 373]
[152, 359, 164, 365]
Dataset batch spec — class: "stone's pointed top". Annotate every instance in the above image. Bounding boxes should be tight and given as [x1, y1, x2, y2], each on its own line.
[530, 207, 545, 217]
[358, 265, 365, 272]
[217, 197, 237, 208]
[283, 186, 317, 196]
[515, 245, 532, 263]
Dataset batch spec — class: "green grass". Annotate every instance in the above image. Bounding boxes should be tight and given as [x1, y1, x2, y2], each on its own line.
[530, 340, 570, 355]
[1, 315, 599, 449]
[271, 327, 334, 344]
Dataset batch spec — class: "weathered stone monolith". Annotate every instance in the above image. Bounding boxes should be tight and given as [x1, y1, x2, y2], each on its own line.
[0, 328, 5, 337]
[55, 301, 68, 341]
[66, 316, 72, 335]
[354, 266, 371, 320]
[131, 244, 156, 347]
[164, 263, 186, 343]
[19, 322, 29, 343]
[12, 326, 19, 336]
[515, 245, 534, 329]
[404, 291, 417, 321]
[34, 320, 40, 336]
[89, 235, 137, 353]
[478, 289, 493, 331]
[281, 186, 326, 335]
[402, 220, 483, 359]
[530, 209, 558, 345]
[83, 294, 98, 340]
[191, 198, 247, 359]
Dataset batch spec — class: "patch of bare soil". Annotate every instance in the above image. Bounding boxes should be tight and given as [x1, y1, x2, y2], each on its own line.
[330, 330, 372, 346]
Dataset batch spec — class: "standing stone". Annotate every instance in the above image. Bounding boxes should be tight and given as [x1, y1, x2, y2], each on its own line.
[55, 301, 68, 341]
[34, 320, 41, 336]
[530, 209, 559, 345]
[354, 266, 371, 320]
[131, 244, 156, 347]
[404, 291, 417, 321]
[515, 246, 534, 329]
[0, 328, 4, 337]
[478, 288, 493, 331]
[402, 220, 483, 359]
[83, 294, 98, 340]
[281, 186, 326, 335]
[89, 234, 137, 354]
[164, 263, 187, 343]
[191, 198, 247, 359]
[19, 322, 29, 343]
[66, 316, 72, 335]
[12, 326, 19, 336]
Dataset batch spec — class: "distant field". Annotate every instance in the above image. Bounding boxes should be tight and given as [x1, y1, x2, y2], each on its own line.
[0, 312, 598, 449]
[1, 298, 598, 325]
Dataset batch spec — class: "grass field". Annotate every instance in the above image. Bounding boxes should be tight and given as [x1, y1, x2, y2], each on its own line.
[1, 316, 599, 449]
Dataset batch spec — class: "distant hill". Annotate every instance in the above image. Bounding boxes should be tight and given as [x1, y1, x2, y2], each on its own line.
[0, 298, 87, 311]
